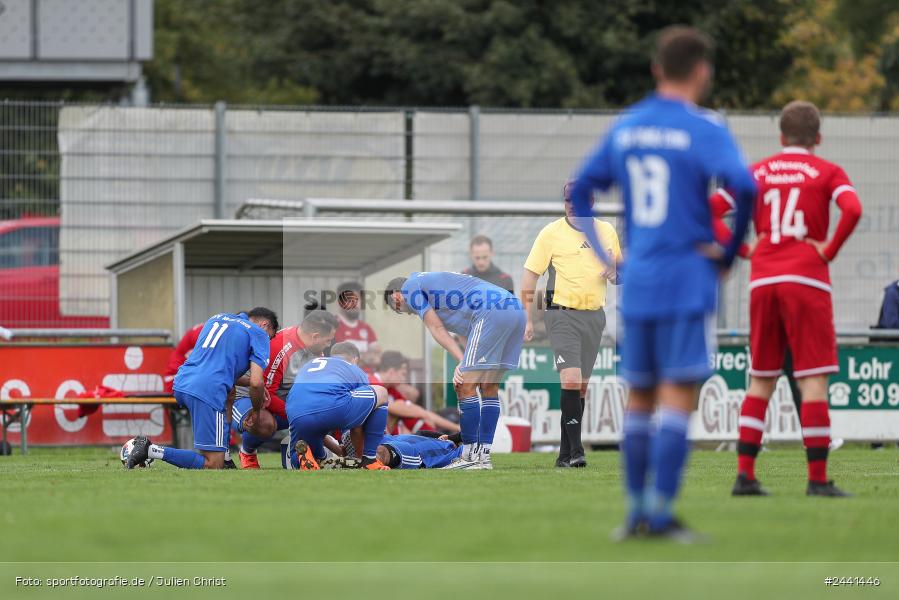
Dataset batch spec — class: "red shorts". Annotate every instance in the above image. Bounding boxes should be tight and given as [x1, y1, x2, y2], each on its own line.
[749, 282, 838, 378]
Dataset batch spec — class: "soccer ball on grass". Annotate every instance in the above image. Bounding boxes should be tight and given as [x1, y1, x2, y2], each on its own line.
[120, 437, 154, 468]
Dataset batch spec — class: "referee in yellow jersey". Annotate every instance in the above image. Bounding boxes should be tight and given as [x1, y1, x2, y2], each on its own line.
[521, 180, 621, 467]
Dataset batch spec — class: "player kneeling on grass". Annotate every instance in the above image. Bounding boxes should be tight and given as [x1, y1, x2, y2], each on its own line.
[127, 308, 276, 469]
[231, 404, 280, 464]
[384, 272, 526, 470]
[286, 342, 391, 471]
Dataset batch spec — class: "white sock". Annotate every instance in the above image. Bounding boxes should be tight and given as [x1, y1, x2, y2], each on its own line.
[224, 448, 232, 462]
[148, 444, 165, 459]
[464, 443, 479, 461]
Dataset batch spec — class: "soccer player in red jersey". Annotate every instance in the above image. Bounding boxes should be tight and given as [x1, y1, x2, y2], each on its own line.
[333, 281, 381, 371]
[712, 101, 862, 497]
[235, 310, 338, 469]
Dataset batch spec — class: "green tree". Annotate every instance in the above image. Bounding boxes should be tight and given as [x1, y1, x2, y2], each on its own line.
[223, 0, 796, 108]
[773, 0, 899, 111]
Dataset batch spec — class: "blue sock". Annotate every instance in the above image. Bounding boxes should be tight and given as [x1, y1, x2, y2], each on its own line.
[362, 405, 388, 459]
[621, 410, 652, 528]
[458, 395, 481, 445]
[241, 431, 265, 454]
[162, 447, 206, 469]
[478, 396, 502, 448]
[648, 406, 691, 531]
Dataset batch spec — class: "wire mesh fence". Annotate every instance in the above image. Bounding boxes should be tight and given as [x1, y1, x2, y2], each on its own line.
[0, 100, 896, 330]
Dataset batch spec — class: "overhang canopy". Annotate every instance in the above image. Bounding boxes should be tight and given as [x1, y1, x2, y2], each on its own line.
[107, 219, 462, 275]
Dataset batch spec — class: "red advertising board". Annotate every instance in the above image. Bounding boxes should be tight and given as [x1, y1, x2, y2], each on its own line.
[0, 345, 174, 446]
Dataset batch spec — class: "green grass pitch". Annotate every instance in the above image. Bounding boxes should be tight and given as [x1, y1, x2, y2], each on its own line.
[2, 446, 897, 599]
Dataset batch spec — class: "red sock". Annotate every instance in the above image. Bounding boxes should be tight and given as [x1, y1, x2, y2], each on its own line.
[801, 401, 830, 483]
[737, 395, 768, 480]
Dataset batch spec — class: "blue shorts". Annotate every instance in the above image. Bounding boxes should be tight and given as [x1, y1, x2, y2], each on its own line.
[230, 397, 290, 433]
[288, 386, 378, 460]
[620, 312, 716, 388]
[175, 390, 229, 452]
[460, 306, 526, 372]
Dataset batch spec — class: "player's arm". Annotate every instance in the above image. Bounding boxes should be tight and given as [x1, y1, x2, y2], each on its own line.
[394, 382, 420, 402]
[387, 401, 461, 433]
[248, 329, 271, 413]
[810, 175, 862, 262]
[569, 135, 614, 264]
[709, 189, 752, 258]
[324, 434, 344, 457]
[702, 126, 757, 268]
[521, 228, 550, 342]
[599, 222, 622, 284]
[247, 362, 266, 412]
[421, 309, 464, 362]
[263, 336, 284, 399]
[520, 269, 541, 341]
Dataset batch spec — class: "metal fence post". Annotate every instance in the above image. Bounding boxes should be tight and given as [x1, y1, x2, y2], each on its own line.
[469, 105, 480, 201]
[404, 109, 414, 200]
[213, 101, 228, 219]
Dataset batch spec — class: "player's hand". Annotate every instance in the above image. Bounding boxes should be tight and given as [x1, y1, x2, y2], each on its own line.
[452, 364, 464, 386]
[243, 409, 257, 432]
[438, 434, 450, 441]
[523, 320, 534, 342]
[600, 264, 617, 283]
[696, 242, 724, 262]
[806, 238, 830, 262]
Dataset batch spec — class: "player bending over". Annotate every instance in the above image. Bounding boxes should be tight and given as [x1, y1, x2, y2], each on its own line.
[286, 342, 391, 470]
[569, 26, 756, 540]
[384, 271, 526, 470]
[127, 308, 277, 469]
[376, 432, 464, 469]
[712, 101, 861, 497]
[234, 311, 337, 469]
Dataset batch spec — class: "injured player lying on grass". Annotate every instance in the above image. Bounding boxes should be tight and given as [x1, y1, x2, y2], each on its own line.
[315, 430, 465, 470]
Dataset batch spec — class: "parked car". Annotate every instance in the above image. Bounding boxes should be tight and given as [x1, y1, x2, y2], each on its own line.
[0, 217, 109, 329]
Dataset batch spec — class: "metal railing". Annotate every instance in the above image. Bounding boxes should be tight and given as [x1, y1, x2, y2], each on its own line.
[2, 100, 897, 332]
[236, 197, 625, 219]
[4, 328, 172, 341]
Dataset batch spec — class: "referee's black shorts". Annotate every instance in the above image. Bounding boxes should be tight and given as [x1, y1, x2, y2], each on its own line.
[544, 306, 606, 378]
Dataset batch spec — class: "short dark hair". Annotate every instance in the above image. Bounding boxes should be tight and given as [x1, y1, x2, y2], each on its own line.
[469, 235, 493, 250]
[654, 26, 714, 82]
[330, 341, 360, 361]
[300, 310, 338, 335]
[384, 277, 408, 310]
[246, 307, 279, 332]
[379, 350, 408, 372]
[780, 100, 820, 147]
[337, 281, 363, 297]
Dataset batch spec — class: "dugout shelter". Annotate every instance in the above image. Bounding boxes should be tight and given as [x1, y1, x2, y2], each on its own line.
[106, 218, 462, 361]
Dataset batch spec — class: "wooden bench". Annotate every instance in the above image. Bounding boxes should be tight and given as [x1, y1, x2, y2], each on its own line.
[0, 397, 180, 455]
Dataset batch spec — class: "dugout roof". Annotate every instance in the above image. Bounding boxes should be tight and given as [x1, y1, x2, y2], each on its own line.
[107, 219, 461, 274]
[106, 219, 461, 338]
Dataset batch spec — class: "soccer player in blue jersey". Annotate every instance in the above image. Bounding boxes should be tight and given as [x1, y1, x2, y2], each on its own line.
[127, 307, 277, 469]
[568, 26, 756, 540]
[384, 271, 526, 470]
[376, 432, 464, 469]
[286, 342, 391, 470]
